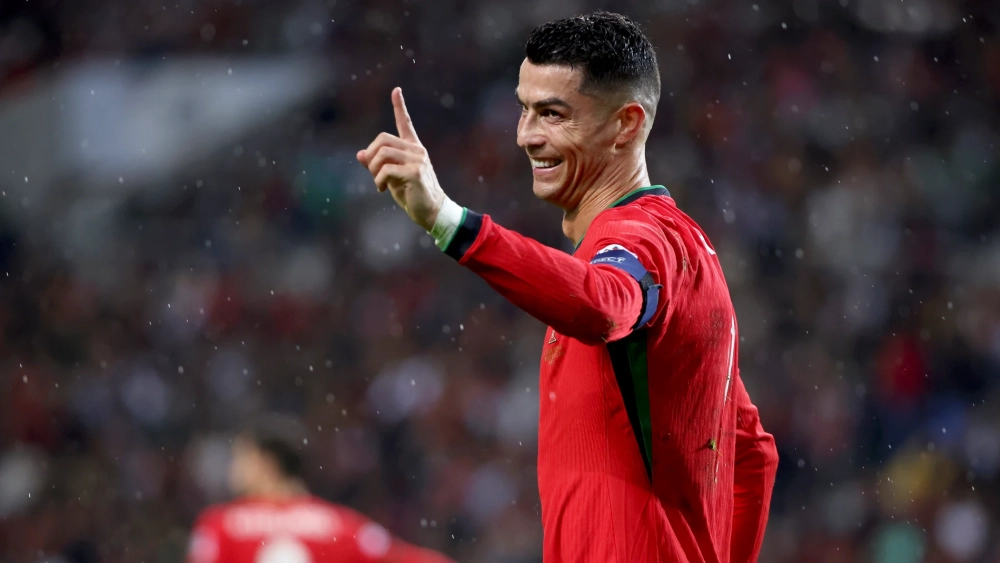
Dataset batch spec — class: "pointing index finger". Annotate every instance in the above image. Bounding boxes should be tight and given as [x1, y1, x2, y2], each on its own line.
[392, 87, 420, 144]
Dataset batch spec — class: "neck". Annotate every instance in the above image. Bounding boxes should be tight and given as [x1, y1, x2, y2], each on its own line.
[562, 157, 650, 244]
[249, 478, 307, 500]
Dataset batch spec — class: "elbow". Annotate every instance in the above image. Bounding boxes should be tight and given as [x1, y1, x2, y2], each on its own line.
[762, 433, 779, 478]
[559, 313, 627, 346]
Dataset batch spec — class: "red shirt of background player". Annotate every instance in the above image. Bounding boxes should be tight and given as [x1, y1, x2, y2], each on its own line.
[187, 417, 453, 563]
[188, 496, 451, 563]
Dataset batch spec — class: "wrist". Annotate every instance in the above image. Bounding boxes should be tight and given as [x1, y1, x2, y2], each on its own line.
[428, 197, 465, 251]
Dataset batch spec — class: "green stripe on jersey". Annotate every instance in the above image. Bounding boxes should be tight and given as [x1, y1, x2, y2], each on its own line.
[607, 332, 653, 481]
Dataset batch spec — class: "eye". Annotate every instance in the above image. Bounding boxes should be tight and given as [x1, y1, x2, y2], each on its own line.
[541, 109, 561, 118]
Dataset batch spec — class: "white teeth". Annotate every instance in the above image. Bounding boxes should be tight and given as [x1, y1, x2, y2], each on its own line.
[530, 158, 560, 169]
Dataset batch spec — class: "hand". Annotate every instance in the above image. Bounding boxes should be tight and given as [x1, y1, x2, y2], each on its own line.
[357, 88, 447, 231]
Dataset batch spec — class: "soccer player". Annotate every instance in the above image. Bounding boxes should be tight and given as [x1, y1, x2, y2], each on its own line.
[187, 416, 454, 563]
[357, 11, 779, 563]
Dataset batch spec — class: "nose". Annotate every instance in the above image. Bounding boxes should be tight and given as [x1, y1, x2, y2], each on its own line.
[517, 111, 544, 150]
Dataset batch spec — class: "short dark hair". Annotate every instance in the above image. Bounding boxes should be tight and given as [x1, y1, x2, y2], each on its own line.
[525, 12, 660, 119]
[243, 414, 308, 480]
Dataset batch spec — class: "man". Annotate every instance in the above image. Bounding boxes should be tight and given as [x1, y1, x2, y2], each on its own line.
[357, 11, 779, 563]
[187, 416, 454, 563]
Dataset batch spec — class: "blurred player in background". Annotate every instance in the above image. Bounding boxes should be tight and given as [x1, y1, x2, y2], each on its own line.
[187, 416, 454, 563]
[358, 11, 778, 563]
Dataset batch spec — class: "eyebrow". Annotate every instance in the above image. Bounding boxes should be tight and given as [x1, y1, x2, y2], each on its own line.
[515, 91, 572, 111]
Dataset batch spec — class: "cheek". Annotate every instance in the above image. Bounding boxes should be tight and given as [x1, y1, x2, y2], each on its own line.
[550, 128, 581, 158]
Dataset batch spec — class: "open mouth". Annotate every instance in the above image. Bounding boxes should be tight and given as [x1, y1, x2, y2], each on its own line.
[530, 158, 562, 170]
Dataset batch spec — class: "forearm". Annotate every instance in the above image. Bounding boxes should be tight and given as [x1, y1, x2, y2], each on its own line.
[731, 380, 779, 562]
[432, 202, 643, 344]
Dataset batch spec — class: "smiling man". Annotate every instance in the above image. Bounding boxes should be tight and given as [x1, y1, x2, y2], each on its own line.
[358, 12, 778, 563]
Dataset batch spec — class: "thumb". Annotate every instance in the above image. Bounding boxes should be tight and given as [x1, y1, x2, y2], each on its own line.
[392, 87, 420, 144]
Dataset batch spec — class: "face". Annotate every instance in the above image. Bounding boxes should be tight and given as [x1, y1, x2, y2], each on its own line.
[228, 436, 267, 496]
[516, 60, 623, 208]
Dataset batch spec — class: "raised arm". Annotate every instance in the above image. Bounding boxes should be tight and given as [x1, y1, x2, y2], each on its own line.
[357, 88, 669, 344]
[439, 208, 671, 344]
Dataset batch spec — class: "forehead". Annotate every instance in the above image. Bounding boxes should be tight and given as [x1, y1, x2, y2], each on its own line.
[516, 59, 584, 101]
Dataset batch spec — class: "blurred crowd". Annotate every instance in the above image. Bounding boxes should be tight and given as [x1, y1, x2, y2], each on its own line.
[2, 0, 1000, 562]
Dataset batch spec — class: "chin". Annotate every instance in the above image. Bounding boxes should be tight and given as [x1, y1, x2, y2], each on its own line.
[532, 181, 564, 203]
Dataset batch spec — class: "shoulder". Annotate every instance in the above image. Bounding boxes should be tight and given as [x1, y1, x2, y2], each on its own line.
[193, 503, 229, 529]
[320, 502, 394, 559]
[582, 200, 682, 263]
[589, 196, 687, 244]
[591, 202, 662, 232]
[189, 505, 230, 563]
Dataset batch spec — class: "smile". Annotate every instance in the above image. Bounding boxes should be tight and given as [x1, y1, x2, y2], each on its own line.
[530, 158, 562, 169]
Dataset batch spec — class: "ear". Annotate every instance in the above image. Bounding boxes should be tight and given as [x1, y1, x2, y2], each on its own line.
[614, 102, 647, 147]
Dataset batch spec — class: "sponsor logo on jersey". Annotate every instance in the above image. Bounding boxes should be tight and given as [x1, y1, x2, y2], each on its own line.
[223, 505, 343, 539]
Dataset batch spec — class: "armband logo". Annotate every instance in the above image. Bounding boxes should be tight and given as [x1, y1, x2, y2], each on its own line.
[595, 244, 638, 258]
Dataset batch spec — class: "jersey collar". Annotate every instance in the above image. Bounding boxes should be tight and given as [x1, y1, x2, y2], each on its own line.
[573, 185, 671, 251]
[609, 185, 670, 208]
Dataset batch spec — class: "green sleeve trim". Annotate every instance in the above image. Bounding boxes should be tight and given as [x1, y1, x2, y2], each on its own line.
[437, 207, 467, 252]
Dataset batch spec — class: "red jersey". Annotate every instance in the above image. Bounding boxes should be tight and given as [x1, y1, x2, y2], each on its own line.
[187, 495, 454, 563]
[443, 186, 779, 563]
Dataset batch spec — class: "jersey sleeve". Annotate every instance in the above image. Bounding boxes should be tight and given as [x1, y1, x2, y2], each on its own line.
[443, 208, 676, 345]
[730, 373, 779, 563]
[187, 509, 224, 563]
